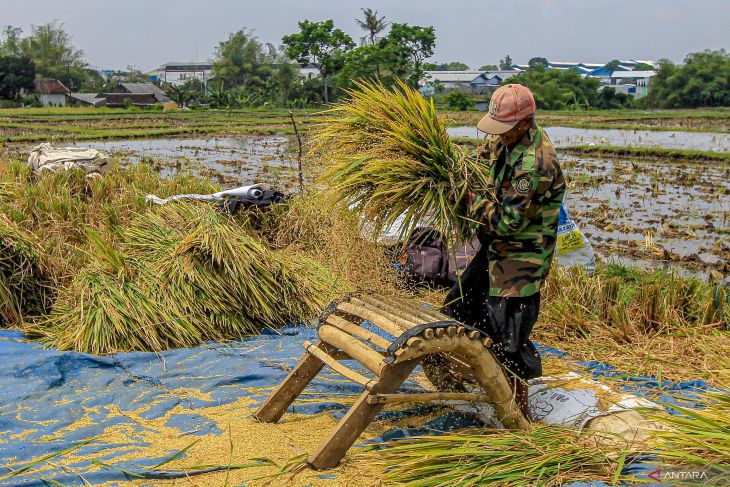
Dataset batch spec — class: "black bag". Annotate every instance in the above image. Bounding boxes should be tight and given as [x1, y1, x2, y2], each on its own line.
[399, 227, 481, 287]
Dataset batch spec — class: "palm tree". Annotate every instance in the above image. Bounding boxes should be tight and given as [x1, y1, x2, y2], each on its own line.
[356, 8, 389, 45]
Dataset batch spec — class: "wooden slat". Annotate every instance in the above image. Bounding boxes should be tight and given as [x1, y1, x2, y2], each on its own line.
[358, 295, 428, 327]
[336, 302, 402, 337]
[348, 298, 418, 331]
[254, 340, 334, 423]
[366, 392, 491, 405]
[308, 359, 419, 469]
[302, 340, 373, 388]
[318, 325, 388, 376]
[388, 295, 449, 321]
[325, 315, 392, 350]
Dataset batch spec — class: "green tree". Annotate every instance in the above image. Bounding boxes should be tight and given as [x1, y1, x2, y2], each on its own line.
[595, 86, 631, 108]
[645, 50, 730, 108]
[212, 29, 273, 89]
[282, 20, 355, 103]
[499, 55, 513, 70]
[356, 8, 389, 45]
[528, 57, 549, 69]
[339, 44, 390, 88]
[603, 59, 622, 73]
[446, 61, 469, 70]
[504, 68, 608, 109]
[632, 62, 654, 71]
[167, 84, 192, 107]
[385, 23, 435, 87]
[445, 91, 472, 111]
[0, 55, 35, 100]
[6, 22, 89, 90]
[0, 27, 23, 56]
[273, 63, 298, 103]
[424, 61, 470, 71]
[479, 64, 498, 71]
[207, 82, 232, 109]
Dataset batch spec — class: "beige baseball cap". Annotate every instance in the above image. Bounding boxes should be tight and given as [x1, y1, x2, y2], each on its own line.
[477, 84, 536, 134]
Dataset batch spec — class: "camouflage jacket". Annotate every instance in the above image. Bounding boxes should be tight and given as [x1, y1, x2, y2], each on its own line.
[470, 123, 566, 297]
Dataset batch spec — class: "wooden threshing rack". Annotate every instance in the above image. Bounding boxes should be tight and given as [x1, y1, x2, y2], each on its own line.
[254, 294, 529, 469]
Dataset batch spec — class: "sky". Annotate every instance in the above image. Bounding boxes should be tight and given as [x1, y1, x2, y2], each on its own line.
[2, 0, 728, 71]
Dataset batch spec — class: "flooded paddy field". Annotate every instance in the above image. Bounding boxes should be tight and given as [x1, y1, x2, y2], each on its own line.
[448, 125, 730, 152]
[562, 154, 729, 274]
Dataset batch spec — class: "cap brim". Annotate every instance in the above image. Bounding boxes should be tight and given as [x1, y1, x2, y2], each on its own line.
[476, 114, 519, 135]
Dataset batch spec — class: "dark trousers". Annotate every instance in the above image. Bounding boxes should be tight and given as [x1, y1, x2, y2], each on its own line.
[442, 244, 542, 380]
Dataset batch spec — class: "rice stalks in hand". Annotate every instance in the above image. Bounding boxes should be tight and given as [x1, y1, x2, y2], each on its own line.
[366, 426, 637, 486]
[309, 80, 490, 242]
[0, 216, 52, 326]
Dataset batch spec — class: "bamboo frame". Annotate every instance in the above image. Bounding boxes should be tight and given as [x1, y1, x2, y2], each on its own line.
[256, 294, 530, 470]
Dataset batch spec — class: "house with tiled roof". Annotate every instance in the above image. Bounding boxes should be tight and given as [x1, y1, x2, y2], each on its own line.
[33, 79, 70, 106]
[103, 82, 170, 108]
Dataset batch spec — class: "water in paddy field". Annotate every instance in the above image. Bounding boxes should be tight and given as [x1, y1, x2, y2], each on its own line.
[70, 136, 301, 190]
[561, 154, 729, 274]
[447, 126, 730, 152]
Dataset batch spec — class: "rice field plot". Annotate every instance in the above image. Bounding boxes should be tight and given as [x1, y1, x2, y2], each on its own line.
[562, 154, 730, 274]
[0, 107, 320, 143]
[443, 107, 730, 132]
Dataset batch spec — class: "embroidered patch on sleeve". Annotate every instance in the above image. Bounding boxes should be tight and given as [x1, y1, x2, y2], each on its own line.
[514, 176, 532, 194]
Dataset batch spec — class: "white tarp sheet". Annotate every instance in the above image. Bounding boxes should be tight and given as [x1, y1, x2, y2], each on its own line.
[27, 143, 110, 176]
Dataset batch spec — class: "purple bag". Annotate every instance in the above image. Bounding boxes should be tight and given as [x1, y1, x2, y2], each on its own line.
[399, 227, 481, 286]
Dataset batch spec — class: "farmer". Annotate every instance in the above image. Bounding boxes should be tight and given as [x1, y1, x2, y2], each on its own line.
[443, 84, 565, 420]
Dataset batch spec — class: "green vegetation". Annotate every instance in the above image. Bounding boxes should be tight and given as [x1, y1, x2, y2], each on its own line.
[424, 61, 470, 71]
[504, 66, 632, 109]
[0, 55, 35, 101]
[542, 264, 725, 340]
[282, 20, 356, 103]
[651, 392, 730, 467]
[0, 107, 319, 142]
[445, 90, 472, 111]
[442, 107, 730, 132]
[560, 145, 730, 163]
[1, 22, 88, 90]
[337, 22, 436, 92]
[645, 49, 730, 108]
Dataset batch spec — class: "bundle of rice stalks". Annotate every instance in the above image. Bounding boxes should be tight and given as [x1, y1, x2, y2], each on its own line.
[650, 392, 730, 467]
[309, 80, 490, 241]
[39, 204, 340, 353]
[367, 426, 635, 486]
[0, 216, 52, 326]
[40, 230, 202, 353]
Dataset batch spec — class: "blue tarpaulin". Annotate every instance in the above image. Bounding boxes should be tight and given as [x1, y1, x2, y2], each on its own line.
[0, 327, 714, 486]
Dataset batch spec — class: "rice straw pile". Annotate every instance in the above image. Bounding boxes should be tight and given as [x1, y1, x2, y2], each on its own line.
[0, 216, 52, 326]
[651, 392, 730, 467]
[39, 204, 341, 354]
[309, 80, 491, 241]
[367, 426, 636, 486]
